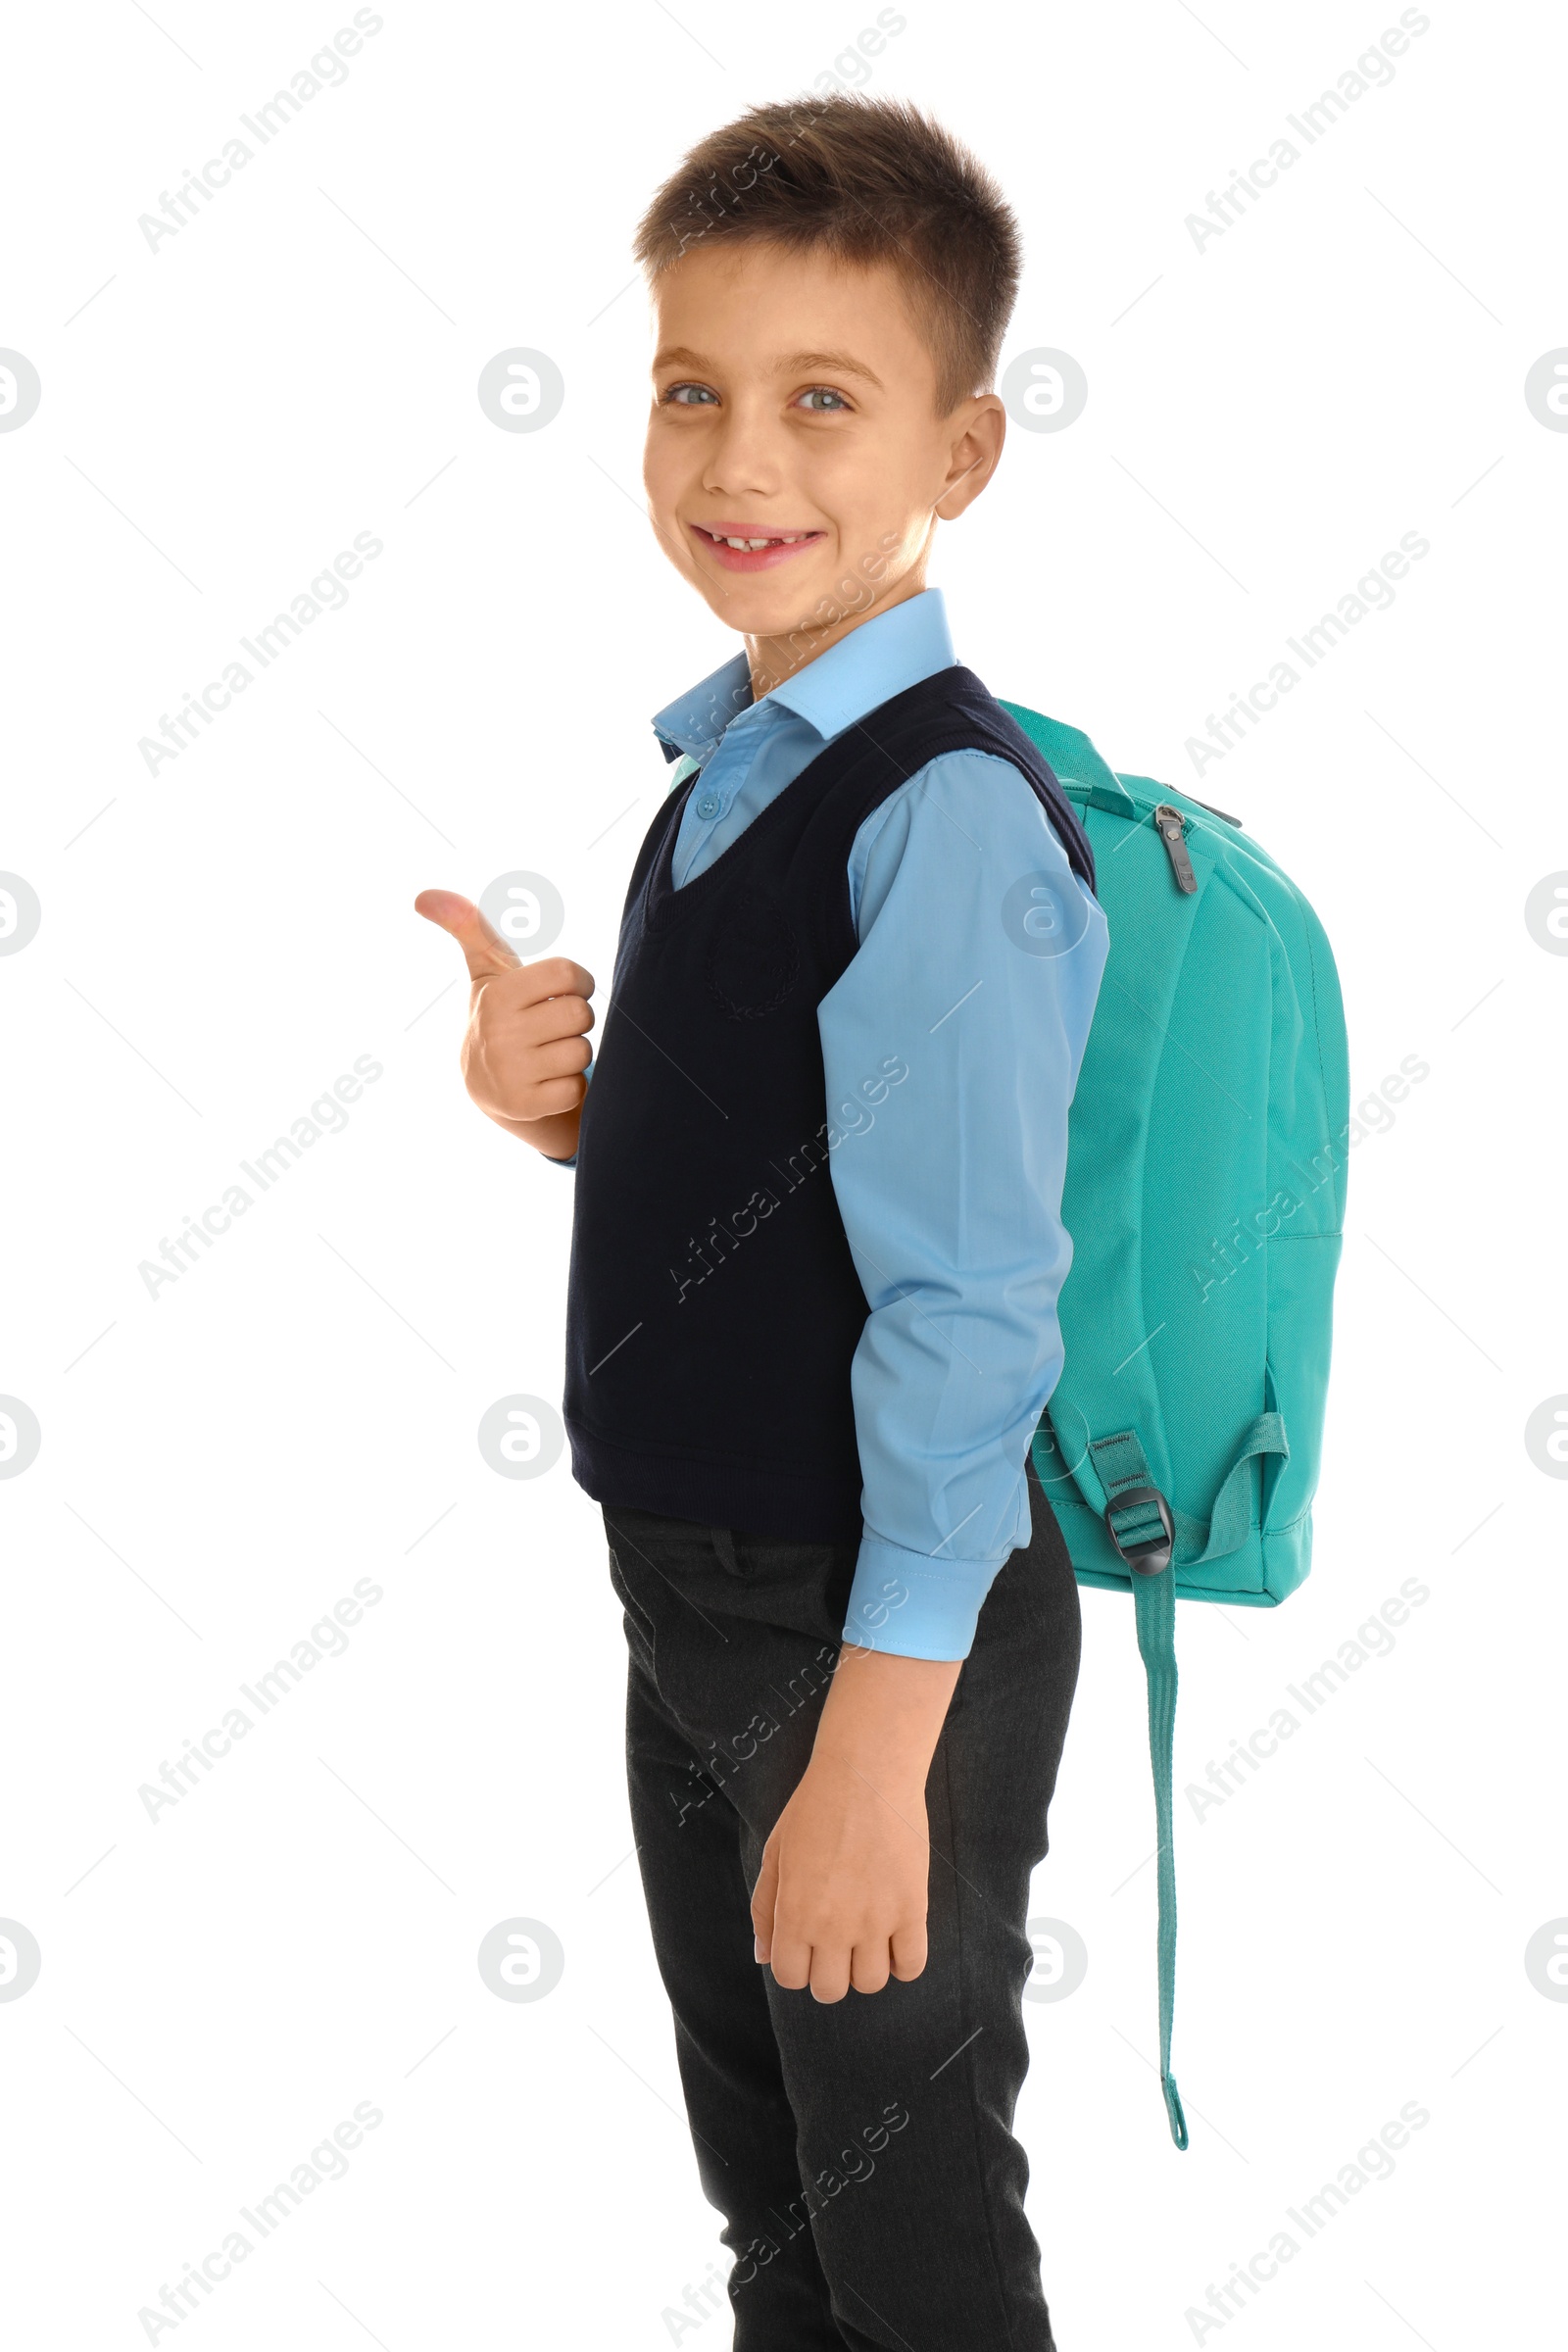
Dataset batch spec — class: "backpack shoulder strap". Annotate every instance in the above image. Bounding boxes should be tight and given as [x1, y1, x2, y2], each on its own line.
[1093, 1429, 1190, 2150]
[997, 702, 1140, 817]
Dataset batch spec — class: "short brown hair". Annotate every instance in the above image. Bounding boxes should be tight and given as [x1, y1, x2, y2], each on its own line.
[632, 93, 1021, 415]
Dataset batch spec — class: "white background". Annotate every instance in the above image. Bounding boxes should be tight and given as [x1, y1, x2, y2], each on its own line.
[2, 1, 1564, 2345]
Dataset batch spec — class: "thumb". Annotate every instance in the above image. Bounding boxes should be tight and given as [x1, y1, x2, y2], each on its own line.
[414, 889, 523, 981]
[751, 1839, 780, 1963]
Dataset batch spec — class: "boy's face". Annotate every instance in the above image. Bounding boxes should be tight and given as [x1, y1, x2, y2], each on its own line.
[643, 241, 1003, 671]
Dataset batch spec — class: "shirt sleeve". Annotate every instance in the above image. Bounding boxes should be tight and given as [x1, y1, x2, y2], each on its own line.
[820, 749, 1108, 1661]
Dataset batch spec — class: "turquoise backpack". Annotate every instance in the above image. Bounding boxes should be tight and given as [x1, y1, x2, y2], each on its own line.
[1000, 703, 1349, 2149]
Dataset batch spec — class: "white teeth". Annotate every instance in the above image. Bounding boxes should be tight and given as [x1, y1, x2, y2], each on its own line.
[707, 530, 814, 549]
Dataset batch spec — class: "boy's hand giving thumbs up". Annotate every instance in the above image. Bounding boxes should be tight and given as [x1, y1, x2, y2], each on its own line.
[415, 890, 595, 1161]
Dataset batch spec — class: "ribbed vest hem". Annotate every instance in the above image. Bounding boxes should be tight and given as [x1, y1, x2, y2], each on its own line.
[567, 1418, 863, 1543]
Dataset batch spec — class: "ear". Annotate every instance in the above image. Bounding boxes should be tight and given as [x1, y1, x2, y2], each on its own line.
[934, 394, 1005, 521]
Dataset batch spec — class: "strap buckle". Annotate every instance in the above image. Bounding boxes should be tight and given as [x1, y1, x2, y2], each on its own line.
[1103, 1484, 1173, 1575]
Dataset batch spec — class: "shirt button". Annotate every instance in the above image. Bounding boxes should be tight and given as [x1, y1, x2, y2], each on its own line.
[695, 793, 721, 819]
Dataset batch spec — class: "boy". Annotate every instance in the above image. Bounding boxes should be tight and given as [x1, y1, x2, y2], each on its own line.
[419, 94, 1107, 2352]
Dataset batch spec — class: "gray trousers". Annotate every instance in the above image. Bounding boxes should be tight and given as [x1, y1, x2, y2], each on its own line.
[605, 1452, 1081, 2351]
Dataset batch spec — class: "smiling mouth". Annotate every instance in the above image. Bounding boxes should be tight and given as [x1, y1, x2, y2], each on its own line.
[689, 523, 826, 573]
[693, 524, 823, 550]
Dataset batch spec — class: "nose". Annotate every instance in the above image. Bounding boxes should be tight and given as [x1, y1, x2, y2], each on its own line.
[701, 394, 786, 504]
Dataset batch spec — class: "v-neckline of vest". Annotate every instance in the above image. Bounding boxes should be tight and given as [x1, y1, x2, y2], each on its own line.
[641, 666, 983, 930]
[644, 726, 839, 930]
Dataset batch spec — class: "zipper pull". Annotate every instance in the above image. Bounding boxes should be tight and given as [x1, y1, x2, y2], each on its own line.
[1153, 804, 1197, 894]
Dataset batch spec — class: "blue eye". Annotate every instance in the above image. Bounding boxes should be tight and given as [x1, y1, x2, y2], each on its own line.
[798, 387, 849, 412]
[663, 382, 717, 406]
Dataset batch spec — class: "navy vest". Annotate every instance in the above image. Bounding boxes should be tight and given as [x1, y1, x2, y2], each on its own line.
[563, 665, 1096, 1541]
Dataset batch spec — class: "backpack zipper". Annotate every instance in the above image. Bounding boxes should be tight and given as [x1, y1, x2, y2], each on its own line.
[1153, 804, 1198, 894]
[1187, 793, 1242, 826]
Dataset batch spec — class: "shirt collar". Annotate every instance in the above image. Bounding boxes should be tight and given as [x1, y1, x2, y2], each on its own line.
[651, 588, 956, 765]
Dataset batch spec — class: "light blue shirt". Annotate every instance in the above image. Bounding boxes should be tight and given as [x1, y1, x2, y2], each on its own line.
[573, 590, 1107, 1659]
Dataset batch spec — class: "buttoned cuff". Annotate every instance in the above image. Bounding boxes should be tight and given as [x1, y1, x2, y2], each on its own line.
[840, 1534, 1009, 1662]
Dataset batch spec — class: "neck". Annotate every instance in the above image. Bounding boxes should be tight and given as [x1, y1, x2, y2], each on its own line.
[743, 564, 929, 703]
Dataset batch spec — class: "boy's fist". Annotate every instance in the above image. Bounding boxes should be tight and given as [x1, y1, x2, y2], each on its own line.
[415, 890, 595, 1147]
